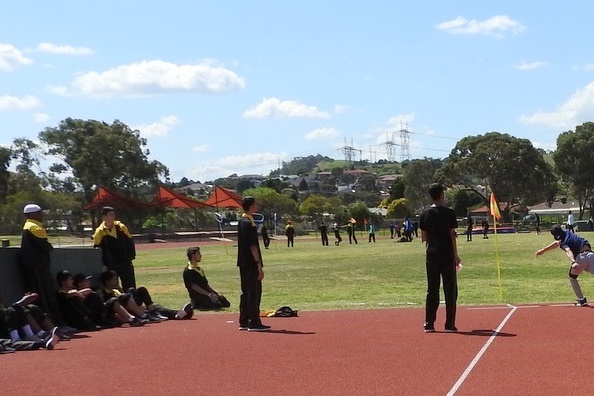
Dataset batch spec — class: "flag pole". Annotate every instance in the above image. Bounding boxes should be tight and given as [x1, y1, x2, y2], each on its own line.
[490, 192, 504, 302]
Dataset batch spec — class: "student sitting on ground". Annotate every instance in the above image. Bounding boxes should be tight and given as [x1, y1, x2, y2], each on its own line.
[0, 292, 60, 350]
[100, 270, 193, 321]
[183, 247, 231, 311]
[73, 272, 149, 328]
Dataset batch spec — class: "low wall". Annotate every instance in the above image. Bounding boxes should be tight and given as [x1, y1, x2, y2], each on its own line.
[0, 246, 103, 306]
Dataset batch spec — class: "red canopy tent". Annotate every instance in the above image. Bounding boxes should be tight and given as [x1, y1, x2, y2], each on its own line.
[85, 186, 152, 211]
[151, 185, 212, 209]
[204, 185, 243, 209]
[151, 185, 213, 232]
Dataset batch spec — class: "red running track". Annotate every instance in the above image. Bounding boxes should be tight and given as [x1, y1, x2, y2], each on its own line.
[3, 304, 593, 395]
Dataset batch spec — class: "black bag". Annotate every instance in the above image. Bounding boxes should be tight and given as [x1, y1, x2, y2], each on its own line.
[272, 306, 298, 317]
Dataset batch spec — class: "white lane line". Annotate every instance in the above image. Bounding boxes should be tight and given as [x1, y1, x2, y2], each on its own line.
[446, 304, 518, 396]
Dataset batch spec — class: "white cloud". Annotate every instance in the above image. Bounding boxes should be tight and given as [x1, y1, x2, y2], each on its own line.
[386, 113, 416, 129]
[133, 115, 180, 138]
[0, 44, 33, 71]
[305, 127, 339, 140]
[436, 15, 525, 37]
[186, 152, 288, 181]
[35, 43, 93, 55]
[243, 97, 330, 119]
[516, 61, 548, 70]
[32, 112, 50, 123]
[333, 104, 347, 114]
[52, 60, 245, 98]
[373, 113, 416, 145]
[584, 63, 594, 71]
[192, 144, 209, 153]
[0, 95, 40, 110]
[519, 82, 594, 128]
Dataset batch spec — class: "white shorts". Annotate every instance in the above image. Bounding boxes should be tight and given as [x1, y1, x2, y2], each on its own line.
[575, 251, 594, 275]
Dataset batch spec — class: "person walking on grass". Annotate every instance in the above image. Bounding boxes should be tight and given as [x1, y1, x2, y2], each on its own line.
[536, 225, 592, 307]
[419, 183, 461, 333]
[237, 196, 269, 332]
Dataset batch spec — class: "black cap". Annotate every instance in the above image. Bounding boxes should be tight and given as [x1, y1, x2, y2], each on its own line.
[73, 273, 92, 285]
[550, 225, 566, 241]
[56, 270, 72, 283]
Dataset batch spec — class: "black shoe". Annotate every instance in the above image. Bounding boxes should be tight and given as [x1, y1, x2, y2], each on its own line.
[248, 324, 271, 332]
[445, 326, 458, 333]
[176, 303, 194, 320]
[130, 317, 148, 327]
[44, 327, 60, 350]
[424, 322, 435, 333]
[0, 344, 16, 354]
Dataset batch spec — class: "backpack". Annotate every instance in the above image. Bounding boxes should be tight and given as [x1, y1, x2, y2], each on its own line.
[267, 306, 299, 317]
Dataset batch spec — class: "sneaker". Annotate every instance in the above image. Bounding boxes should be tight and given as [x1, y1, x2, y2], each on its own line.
[176, 303, 194, 320]
[144, 313, 162, 323]
[445, 327, 458, 333]
[25, 334, 43, 343]
[424, 322, 435, 333]
[58, 325, 78, 335]
[248, 325, 270, 332]
[130, 317, 147, 327]
[577, 297, 588, 307]
[44, 327, 60, 350]
[0, 344, 16, 354]
[238, 326, 248, 331]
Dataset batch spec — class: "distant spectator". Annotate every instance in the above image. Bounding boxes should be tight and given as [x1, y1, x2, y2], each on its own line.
[285, 221, 295, 247]
[368, 223, 376, 243]
[567, 211, 575, 233]
[318, 223, 329, 246]
[261, 225, 271, 249]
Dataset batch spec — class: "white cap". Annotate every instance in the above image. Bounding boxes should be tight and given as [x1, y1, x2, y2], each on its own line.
[23, 204, 42, 214]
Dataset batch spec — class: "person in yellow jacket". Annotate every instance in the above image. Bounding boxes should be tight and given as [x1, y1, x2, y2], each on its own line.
[285, 220, 295, 247]
[19, 204, 62, 324]
[93, 206, 137, 290]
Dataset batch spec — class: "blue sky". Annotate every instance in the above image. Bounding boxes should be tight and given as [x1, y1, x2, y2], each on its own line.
[2, 1, 594, 183]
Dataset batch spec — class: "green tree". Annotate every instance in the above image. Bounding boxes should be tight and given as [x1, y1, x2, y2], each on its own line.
[356, 173, 377, 192]
[299, 194, 333, 218]
[347, 201, 371, 230]
[243, 187, 298, 219]
[554, 122, 594, 218]
[440, 132, 556, 220]
[402, 158, 443, 212]
[236, 178, 255, 194]
[389, 178, 405, 200]
[39, 118, 169, 205]
[386, 198, 410, 219]
[0, 146, 11, 203]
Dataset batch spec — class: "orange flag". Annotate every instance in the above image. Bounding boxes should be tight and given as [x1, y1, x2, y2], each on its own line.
[490, 193, 501, 220]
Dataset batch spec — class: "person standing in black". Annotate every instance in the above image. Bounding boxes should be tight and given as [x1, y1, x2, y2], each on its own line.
[93, 206, 137, 290]
[285, 220, 295, 247]
[19, 203, 62, 324]
[237, 196, 269, 332]
[419, 183, 461, 333]
[318, 223, 329, 246]
[466, 217, 474, 242]
[261, 225, 271, 249]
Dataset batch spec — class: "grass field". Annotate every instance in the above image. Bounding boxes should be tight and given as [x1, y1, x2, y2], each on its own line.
[2, 230, 585, 312]
[126, 231, 587, 312]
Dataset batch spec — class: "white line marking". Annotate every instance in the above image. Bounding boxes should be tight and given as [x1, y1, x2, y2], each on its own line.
[446, 304, 518, 396]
